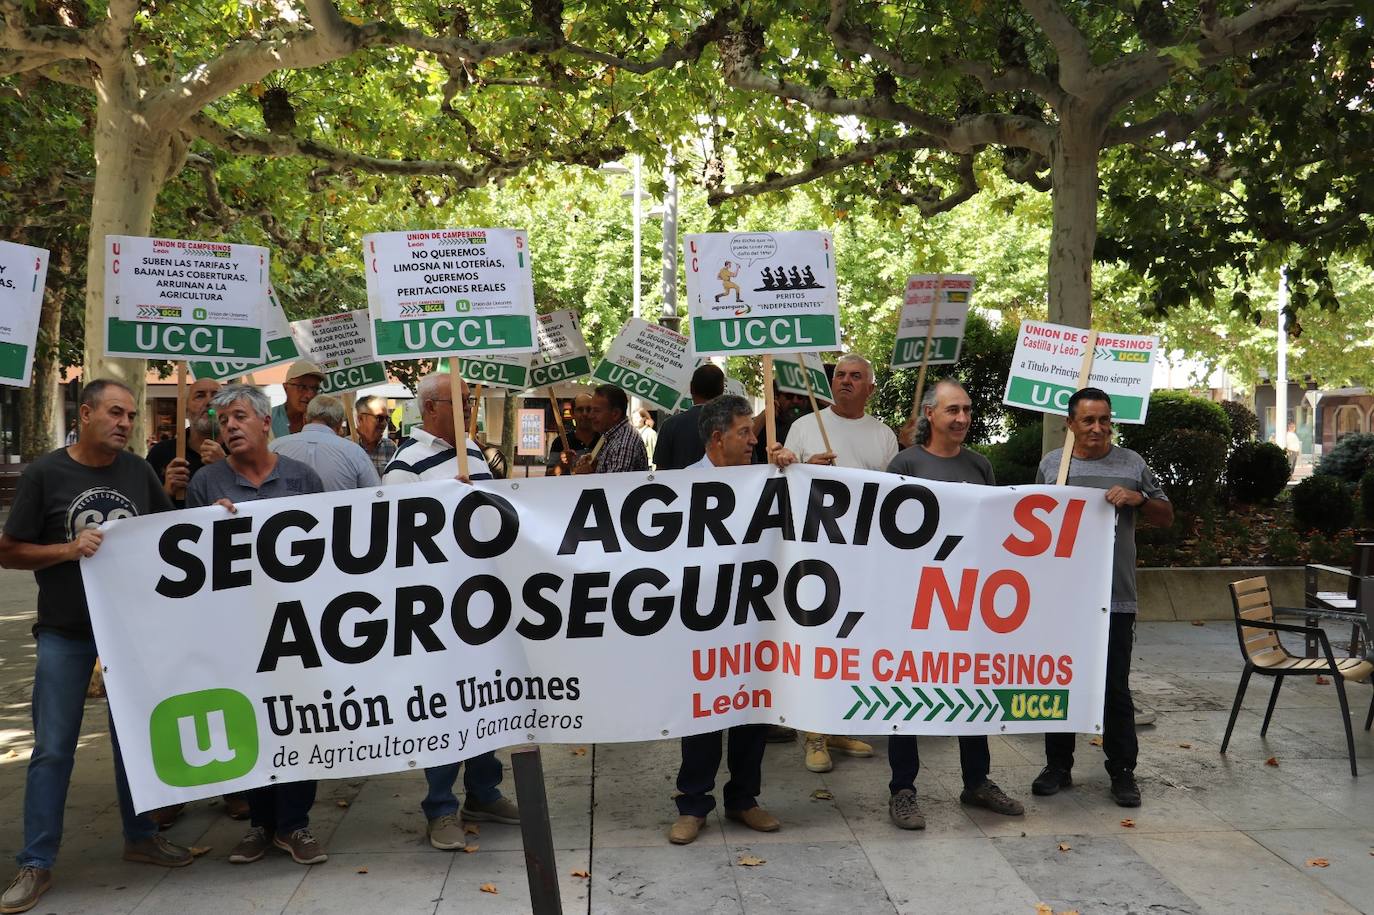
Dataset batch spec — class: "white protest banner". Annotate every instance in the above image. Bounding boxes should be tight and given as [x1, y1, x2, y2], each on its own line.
[287, 308, 388, 396]
[84, 465, 1113, 812]
[1003, 320, 1159, 423]
[446, 352, 532, 390]
[190, 286, 299, 383]
[529, 309, 592, 388]
[685, 231, 840, 356]
[104, 235, 266, 361]
[364, 228, 535, 360]
[891, 274, 973, 369]
[774, 353, 832, 403]
[0, 240, 48, 387]
[592, 317, 692, 412]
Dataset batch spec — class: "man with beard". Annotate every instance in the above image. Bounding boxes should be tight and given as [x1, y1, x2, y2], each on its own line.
[146, 377, 226, 508]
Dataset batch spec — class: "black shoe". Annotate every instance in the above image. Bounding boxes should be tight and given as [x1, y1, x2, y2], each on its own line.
[1110, 771, 1141, 808]
[1031, 766, 1072, 796]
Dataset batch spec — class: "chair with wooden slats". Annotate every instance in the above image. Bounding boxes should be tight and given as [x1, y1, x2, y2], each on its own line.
[1224, 576, 1374, 776]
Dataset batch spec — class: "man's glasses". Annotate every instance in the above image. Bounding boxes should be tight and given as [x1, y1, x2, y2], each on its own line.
[286, 382, 321, 394]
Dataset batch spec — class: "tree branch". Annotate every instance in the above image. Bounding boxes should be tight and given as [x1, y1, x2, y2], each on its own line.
[707, 134, 940, 205]
[1020, 0, 1094, 95]
[563, 3, 738, 74]
[0, 48, 64, 77]
[95, 0, 140, 59]
[0, 0, 92, 61]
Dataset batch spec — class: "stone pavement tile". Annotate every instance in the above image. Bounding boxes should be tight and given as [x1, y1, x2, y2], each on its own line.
[862, 837, 1042, 915]
[1168, 708, 1348, 762]
[1264, 756, 1374, 822]
[1068, 777, 1233, 835]
[1126, 830, 1363, 915]
[1249, 827, 1374, 914]
[929, 765, 1106, 838]
[132, 853, 310, 915]
[994, 834, 1202, 914]
[729, 840, 896, 914]
[434, 847, 590, 913]
[282, 851, 452, 915]
[591, 842, 743, 914]
[458, 774, 591, 853]
[326, 775, 442, 854]
[1185, 769, 1354, 831]
[595, 738, 681, 779]
[827, 762, 986, 842]
[593, 770, 729, 849]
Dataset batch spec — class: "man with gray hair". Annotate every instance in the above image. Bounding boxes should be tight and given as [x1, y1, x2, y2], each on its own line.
[783, 353, 897, 772]
[270, 394, 380, 492]
[671, 394, 796, 846]
[186, 385, 328, 867]
[355, 394, 397, 476]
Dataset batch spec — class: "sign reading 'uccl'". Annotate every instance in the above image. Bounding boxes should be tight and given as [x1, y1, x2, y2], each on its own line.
[529, 309, 592, 388]
[104, 235, 266, 361]
[83, 465, 1114, 812]
[0, 240, 48, 387]
[685, 231, 841, 356]
[592, 317, 693, 412]
[1002, 320, 1159, 424]
[890, 274, 973, 369]
[773, 352, 833, 403]
[289, 308, 389, 396]
[364, 228, 536, 360]
[447, 353, 532, 391]
[190, 286, 299, 383]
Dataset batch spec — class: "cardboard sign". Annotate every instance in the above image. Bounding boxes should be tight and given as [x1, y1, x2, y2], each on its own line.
[1003, 320, 1159, 424]
[773, 353, 832, 402]
[529, 309, 592, 387]
[591, 318, 692, 412]
[447, 352, 532, 391]
[290, 309, 388, 396]
[891, 274, 972, 369]
[517, 408, 546, 456]
[0, 240, 48, 387]
[190, 286, 298, 382]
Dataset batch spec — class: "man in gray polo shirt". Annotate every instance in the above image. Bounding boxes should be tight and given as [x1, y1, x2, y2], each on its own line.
[186, 385, 328, 865]
[270, 394, 379, 492]
[1031, 387, 1172, 808]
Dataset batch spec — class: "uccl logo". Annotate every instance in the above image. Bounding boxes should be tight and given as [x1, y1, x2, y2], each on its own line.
[149, 689, 258, 787]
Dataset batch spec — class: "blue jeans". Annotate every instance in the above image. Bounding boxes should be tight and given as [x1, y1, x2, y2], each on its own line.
[18, 632, 157, 869]
[421, 751, 504, 820]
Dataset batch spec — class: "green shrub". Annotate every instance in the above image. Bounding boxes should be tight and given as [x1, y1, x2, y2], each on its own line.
[1362, 469, 1374, 526]
[1267, 526, 1302, 564]
[1119, 391, 1231, 463]
[977, 424, 1042, 485]
[1227, 441, 1291, 503]
[1147, 428, 1228, 512]
[1218, 400, 1259, 451]
[1291, 475, 1354, 536]
[1315, 433, 1374, 483]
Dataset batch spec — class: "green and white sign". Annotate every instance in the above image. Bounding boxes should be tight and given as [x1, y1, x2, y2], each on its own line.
[685, 230, 840, 356]
[319, 361, 388, 396]
[773, 353, 832, 403]
[190, 286, 299, 382]
[104, 235, 266, 361]
[364, 228, 536, 360]
[529, 309, 592, 387]
[1002, 320, 1159, 424]
[447, 352, 532, 390]
[890, 274, 972, 369]
[592, 318, 692, 412]
[0, 239, 48, 387]
[290, 308, 387, 396]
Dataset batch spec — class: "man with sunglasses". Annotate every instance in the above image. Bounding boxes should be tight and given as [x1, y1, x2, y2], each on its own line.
[271, 361, 325, 438]
[355, 394, 397, 476]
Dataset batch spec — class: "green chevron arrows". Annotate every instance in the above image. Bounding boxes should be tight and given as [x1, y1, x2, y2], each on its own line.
[842, 686, 1068, 723]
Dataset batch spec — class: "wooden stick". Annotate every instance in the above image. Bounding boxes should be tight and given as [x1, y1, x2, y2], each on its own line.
[547, 387, 574, 464]
[909, 275, 944, 424]
[795, 352, 831, 455]
[343, 392, 358, 442]
[1056, 330, 1099, 486]
[469, 383, 484, 440]
[173, 362, 188, 498]
[762, 355, 777, 451]
[450, 369, 470, 479]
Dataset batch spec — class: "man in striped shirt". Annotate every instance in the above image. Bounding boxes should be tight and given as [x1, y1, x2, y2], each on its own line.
[381, 372, 517, 850]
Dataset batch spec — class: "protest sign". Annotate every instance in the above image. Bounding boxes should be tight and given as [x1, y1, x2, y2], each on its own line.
[448, 352, 532, 390]
[190, 286, 299, 383]
[591, 317, 692, 412]
[85, 465, 1113, 812]
[287, 308, 388, 396]
[517, 408, 546, 456]
[1003, 320, 1159, 424]
[104, 235, 266, 361]
[685, 231, 840, 356]
[529, 309, 592, 388]
[364, 228, 536, 360]
[773, 353, 832, 403]
[0, 239, 48, 386]
[891, 274, 972, 369]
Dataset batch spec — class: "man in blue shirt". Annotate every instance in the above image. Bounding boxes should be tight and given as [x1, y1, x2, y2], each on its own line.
[270, 394, 379, 491]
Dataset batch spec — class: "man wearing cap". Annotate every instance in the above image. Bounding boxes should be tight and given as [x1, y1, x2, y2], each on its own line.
[271, 361, 324, 438]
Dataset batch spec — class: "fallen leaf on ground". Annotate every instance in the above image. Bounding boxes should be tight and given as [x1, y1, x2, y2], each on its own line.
[1035, 904, 1054, 915]
[1060, 910, 1082, 915]
[479, 883, 498, 894]
[464, 823, 480, 835]
[1178, 743, 1192, 749]
[1265, 757, 1279, 767]
[571, 869, 590, 879]
[1315, 675, 1329, 684]
[1120, 818, 1136, 828]
[1306, 858, 1330, 868]
[737, 854, 766, 867]
[1057, 842, 1071, 852]
[1089, 737, 1103, 747]
[3, 750, 18, 759]
[189, 846, 211, 858]
[1191, 620, 1205, 626]
[336, 800, 350, 808]
[571, 747, 587, 756]
[356, 866, 368, 874]
[462, 844, 479, 853]
[810, 788, 834, 800]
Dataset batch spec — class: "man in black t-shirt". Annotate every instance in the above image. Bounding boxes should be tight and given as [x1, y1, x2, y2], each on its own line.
[0, 380, 195, 914]
[146, 377, 226, 507]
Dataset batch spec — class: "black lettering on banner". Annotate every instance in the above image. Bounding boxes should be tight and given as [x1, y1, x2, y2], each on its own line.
[396, 497, 447, 566]
[568, 571, 609, 638]
[212, 515, 253, 590]
[518, 573, 564, 639]
[785, 559, 840, 626]
[743, 477, 795, 543]
[333, 502, 390, 574]
[155, 523, 205, 598]
[879, 483, 939, 549]
[451, 574, 511, 645]
[680, 565, 732, 631]
[802, 479, 849, 544]
[258, 600, 323, 672]
[733, 560, 778, 624]
[687, 481, 735, 547]
[394, 584, 446, 655]
[612, 567, 673, 635]
[620, 484, 681, 552]
[259, 510, 323, 583]
[452, 490, 519, 559]
[321, 591, 387, 663]
[852, 481, 879, 546]
[558, 489, 620, 555]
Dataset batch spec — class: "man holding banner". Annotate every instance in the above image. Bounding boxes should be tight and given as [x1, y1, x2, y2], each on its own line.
[574, 386, 648, 475]
[1032, 388, 1172, 808]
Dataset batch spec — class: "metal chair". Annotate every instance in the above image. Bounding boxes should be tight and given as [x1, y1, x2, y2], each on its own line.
[1224, 576, 1374, 776]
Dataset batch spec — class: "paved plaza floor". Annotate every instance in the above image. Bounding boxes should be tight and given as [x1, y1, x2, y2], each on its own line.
[0, 568, 1370, 914]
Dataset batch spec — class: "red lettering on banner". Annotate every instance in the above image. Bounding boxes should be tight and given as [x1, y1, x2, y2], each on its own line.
[1054, 499, 1086, 557]
[980, 569, 1030, 633]
[813, 647, 859, 680]
[1003, 494, 1056, 556]
[870, 650, 1074, 686]
[911, 567, 978, 630]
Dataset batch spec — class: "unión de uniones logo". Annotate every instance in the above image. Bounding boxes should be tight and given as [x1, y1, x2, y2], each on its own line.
[149, 688, 258, 787]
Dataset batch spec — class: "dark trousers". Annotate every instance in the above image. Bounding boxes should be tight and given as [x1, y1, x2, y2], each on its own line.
[247, 780, 317, 837]
[888, 735, 991, 795]
[1045, 612, 1137, 775]
[675, 725, 768, 817]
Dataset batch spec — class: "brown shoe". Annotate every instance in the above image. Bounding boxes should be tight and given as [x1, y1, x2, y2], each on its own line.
[122, 834, 194, 868]
[228, 826, 269, 864]
[148, 803, 185, 830]
[725, 807, 780, 833]
[223, 793, 250, 820]
[1, 866, 52, 914]
[273, 827, 327, 865]
[668, 815, 705, 845]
